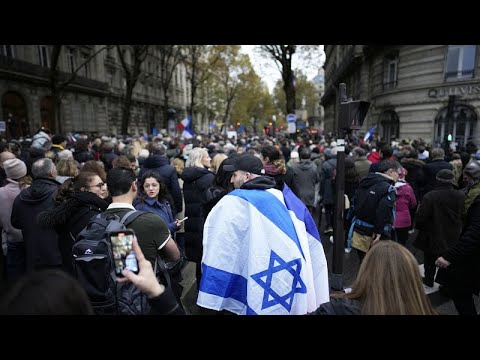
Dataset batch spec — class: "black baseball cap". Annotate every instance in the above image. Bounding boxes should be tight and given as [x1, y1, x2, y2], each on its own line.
[223, 154, 265, 175]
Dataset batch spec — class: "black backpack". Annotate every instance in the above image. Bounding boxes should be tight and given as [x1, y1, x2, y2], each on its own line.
[72, 209, 150, 315]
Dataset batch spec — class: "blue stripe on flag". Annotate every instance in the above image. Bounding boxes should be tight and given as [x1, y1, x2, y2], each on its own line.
[246, 306, 258, 315]
[282, 184, 321, 242]
[230, 189, 305, 259]
[200, 263, 248, 306]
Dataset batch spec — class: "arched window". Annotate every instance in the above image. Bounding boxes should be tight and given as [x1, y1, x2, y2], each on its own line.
[2, 91, 29, 138]
[434, 104, 477, 147]
[380, 110, 399, 143]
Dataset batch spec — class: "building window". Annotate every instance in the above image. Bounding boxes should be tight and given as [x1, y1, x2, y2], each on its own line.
[380, 110, 399, 143]
[383, 52, 398, 90]
[82, 55, 90, 77]
[38, 45, 49, 67]
[434, 103, 477, 147]
[445, 45, 476, 81]
[67, 48, 76, 73]
[1, 45, 15, 58]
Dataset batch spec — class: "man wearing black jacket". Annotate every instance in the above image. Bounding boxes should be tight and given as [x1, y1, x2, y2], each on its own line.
[11, 158, 61, 271]
[436, 160, 480, 315]
[349, 160, 400, 263]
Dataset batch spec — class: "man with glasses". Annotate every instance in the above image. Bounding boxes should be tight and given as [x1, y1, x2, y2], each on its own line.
[348, 160, 400, 263]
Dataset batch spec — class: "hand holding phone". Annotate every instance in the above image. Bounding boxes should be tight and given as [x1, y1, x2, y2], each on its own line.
[117, 237, 165, 299]
[109, 229, 139, 277]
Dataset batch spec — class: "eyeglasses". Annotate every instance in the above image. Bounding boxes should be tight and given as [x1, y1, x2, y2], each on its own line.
[90, 182, 106, 189]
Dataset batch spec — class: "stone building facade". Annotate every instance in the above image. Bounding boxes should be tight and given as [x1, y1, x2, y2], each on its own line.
[0, 45, 191, 138]
[321, 45, 480, 148]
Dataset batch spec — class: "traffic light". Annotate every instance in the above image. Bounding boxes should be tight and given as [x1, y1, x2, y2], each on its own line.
[264, 126, 270, 135]
[340, 100, 370, 130]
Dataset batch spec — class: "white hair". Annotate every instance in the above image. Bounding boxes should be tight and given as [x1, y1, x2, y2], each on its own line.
[185, 147, 209, 168]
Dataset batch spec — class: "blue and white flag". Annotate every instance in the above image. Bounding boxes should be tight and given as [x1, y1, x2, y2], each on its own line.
[197, 185, 330, 315]
[178, 115, 194, 139]
[363, 126, 376, 142]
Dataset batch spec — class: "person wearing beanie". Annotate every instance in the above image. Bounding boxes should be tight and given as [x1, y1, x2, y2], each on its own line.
[0, 151, 16, 187]
[57, 149, 73, 162]
[414, 168, 464, 289]
[4, 158, 27, 181]
[0, 158, 31, 281]
[287, 151, 299, 168]
[434, 164, 480, 315]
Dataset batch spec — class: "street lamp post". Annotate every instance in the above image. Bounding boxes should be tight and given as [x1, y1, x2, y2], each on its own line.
[331, 83, 370, 291]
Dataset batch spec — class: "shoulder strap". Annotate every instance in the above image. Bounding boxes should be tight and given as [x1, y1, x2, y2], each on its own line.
[120, 209, 144, 226]
[154, 256, 171, 289]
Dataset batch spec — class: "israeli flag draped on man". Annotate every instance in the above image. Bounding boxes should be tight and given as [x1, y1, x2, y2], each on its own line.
[197, 184, 330, 315]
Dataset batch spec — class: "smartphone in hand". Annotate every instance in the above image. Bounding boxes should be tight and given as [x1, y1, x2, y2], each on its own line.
[109, 229, 139, 277]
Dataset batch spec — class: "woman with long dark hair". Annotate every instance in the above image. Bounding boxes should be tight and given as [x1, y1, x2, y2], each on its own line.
[134, 170, 180, 235]
[133, 170, 184, 306]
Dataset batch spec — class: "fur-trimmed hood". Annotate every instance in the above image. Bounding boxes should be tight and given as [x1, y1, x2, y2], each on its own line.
[38, 191, 108, 229]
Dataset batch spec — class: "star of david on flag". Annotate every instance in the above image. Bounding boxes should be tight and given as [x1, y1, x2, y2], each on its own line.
[197, 185, 330, 315]
[251, 251, 306, 312]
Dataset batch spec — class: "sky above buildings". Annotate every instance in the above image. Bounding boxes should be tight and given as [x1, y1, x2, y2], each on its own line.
[240, 45, 324, 93]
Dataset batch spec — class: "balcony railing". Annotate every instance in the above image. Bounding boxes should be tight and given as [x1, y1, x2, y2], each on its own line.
[0, 55, 108, 95]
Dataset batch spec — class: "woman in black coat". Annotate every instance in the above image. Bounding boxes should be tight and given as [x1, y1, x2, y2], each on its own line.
[180, 147, 214, 287]
[38, 171, 109, 274]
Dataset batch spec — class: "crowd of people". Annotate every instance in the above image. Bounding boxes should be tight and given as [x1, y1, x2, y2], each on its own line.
[0, 127, 479, 315]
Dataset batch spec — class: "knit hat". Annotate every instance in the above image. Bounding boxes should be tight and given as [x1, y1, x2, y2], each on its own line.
[3, 158, 27, 180]
[418, 149, 429, 160]
[436, 169, 456, 184]
[464, 160, 480, 180]
[138, 149, 150, 159]
[57, 149, 73, 161]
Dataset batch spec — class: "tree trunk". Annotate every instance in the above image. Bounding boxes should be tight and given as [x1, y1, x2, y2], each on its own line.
[121, 84, 134, 135]
[189, 84, 197, 127]
[284, 71, 296, 115]
[163, 95, 170, 130]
